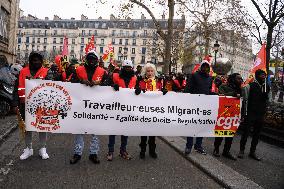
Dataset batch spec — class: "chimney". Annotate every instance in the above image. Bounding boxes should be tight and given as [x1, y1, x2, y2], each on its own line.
[45, 17, 49, 20]
[98, 16, 102, 20]
[71, 17, 75, 20]
[53, 15, 61, 20]
[141, 13, 145, 20]
[81, 14, 88, 20]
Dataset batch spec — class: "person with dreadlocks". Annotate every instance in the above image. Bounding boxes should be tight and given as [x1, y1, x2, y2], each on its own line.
[238, 69, 270, 161]
[106, 60, 137, 161]
[213, 73, 243, 160]
[70, 51, 108, 165]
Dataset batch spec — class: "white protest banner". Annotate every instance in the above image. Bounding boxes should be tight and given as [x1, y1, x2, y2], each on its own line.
[25, 80, 241, 137]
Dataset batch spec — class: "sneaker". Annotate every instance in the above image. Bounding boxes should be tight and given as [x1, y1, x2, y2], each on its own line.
[106, 152, 113, 161]
[140, 152, 145, 159]
[39, 147, 49, 160]
[249, 152, 261, 161]
[184, 147, 191, 155]
[70, 154, 81, 164]
[222, 152, 237, 161]
[237, 150, 244, 159]
[194, 147, 207, 155]
[213, 148, 220, 157]
[149, 151, 158, 159]
[119, 150, 132, 160]
[89, 154, 100, 164]
[20, 147, 33, 160]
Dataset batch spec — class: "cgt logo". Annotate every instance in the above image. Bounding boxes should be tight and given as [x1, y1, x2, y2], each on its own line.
[216, 115, 240, 129]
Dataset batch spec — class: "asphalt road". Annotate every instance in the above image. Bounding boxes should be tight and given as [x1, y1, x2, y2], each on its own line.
[197, 136, 284, 189]
[0, 129, 221, 189]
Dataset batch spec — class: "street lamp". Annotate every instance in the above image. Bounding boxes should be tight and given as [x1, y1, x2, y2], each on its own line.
[213, 40, 220, 66]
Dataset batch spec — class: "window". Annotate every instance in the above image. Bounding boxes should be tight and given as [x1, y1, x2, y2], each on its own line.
[112, 38, 115, 45]
[100, 47, 104, 54]
[80, 45, 84, 53]
[119, 39, 122, 45]
[37, 38, 40, 43]
[132, 31, 137, 37]
[101, 39, 104, 45]
[119, 47, 122, 53]
[44, 30, 47, 36]
[82, 30, 85, 36]
[17, 45, 20, 50]
[53, 38, 56, 44]
[132, 39, 136, 45]
[60, 46, 63, 52]
[18, 38, 21, 43]
[144, 22, 148, 27]
[43, 46, 47, 51]
[131, 57, 135, 64]
[125, 39, 128, 45]
[126, 31, 129, 37]
[44, 38, 47, 43]
[32, 38, 35, 43]
[118, 56, 123, 61]
[88, 38, 91, 43]
[54, 30, 57, 35]
[81, 38, 84, 44]
[53, 46, 56, 51]
[131, 48, 135, 54]
[71, 46, 75, 53]
[33, 30, 36, 35]
[72, 39, 75, 44]
[112, 30, 116, 36]
[26, 37, 29, 43]
[94, 30, 97, 36]
[38, 30, 41, 35]
[25, 45, 29, 50]
[124, 56, 128, 60]
[143, 39, 147, 46]
[37, 46, 40, 51]
[142, 47, 146, 54]
[124, 48, 128, 54]
[60, 38, 63, 44]
[89, 30, 92, 35]
[141, 56, 145, 63]
[143, 30, 147, 37]
[120, 30, 123, 36]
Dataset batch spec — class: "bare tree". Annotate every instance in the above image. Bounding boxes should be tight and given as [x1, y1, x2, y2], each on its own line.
[250, 0, 284, 72]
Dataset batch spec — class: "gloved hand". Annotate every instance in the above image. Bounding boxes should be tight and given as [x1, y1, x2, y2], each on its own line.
[81, 80, 91, 86]
[113, 84, 119, 91]
[135, 88, 141, 95]
[162, 89, 168, 95]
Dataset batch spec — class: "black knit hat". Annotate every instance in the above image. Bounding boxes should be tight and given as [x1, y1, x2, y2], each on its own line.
[29, 52, 43, 63]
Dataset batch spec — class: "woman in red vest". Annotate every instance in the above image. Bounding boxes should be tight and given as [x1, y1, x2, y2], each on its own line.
[18, 52, 49, 160]
[106, 60, 137, 161]
[135, 63, 166, 159]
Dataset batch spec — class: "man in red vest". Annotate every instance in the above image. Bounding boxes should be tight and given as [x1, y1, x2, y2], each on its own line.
[106, 60, 137, 161]
[18, 52, 49, 160]
[70, 51, 108, 164]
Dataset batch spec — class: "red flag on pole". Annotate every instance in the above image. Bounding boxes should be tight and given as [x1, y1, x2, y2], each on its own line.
[245, 43, 267, 84]
[62, 36, 68, 56]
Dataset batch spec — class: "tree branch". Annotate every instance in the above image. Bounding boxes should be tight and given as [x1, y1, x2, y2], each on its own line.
[251, 0, 269, 25]
[129, 0, 166, 40]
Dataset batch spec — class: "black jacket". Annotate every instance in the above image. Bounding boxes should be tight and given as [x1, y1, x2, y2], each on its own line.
[184, 71, 213, 95]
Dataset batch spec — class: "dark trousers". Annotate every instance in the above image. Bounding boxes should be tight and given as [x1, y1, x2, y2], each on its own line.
[240, 118, 263, 153]
[108, 135, 128, 152]
[186, 137, 203, 149]
[140, 136, 156, 152]
[214, 137, 233, 154]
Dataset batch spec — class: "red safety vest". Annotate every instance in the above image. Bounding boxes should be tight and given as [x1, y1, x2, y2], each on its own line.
[18, 67, 48, 101]
[139, 78, 162, 91]
[113, 73, 137, 89]
[76, 66, 105, 81]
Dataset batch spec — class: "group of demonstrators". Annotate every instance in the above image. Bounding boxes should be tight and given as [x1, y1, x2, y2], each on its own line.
[15, 51, 269, 164]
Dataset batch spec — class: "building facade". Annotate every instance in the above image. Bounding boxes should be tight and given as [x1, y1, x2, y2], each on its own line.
[17, 14, 185, 70]
[0, 0, 19, 64]
[184, 30, 254, 79]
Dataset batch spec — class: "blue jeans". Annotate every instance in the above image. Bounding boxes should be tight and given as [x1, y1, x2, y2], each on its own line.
[108, 135, 128, 152]
[186, 137, 203, 149]
[73, 134, 100, 155]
